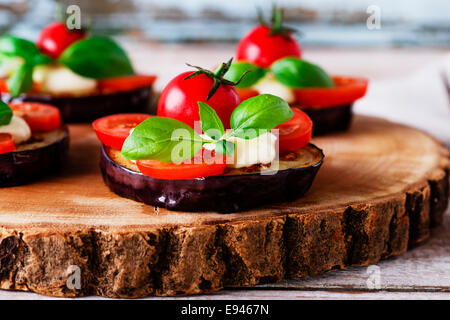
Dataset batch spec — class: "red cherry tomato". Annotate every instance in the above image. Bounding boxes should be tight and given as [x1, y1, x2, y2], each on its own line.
[0, 133, 15, 155]
[98, 75, 157, 93]
[157, 72, 240, 131]
[37, 22, 86, 59]
[236, 88, 259, 101]
[293, 76, 368, 108]
[93, 113, 151, 150]
[9, 102, 61, 133]
[276, 108, 312, 153]
[136, 149, 227, 180]
[236, 25, 301, 68]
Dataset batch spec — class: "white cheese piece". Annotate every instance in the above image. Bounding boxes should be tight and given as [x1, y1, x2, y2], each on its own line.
[0, 115, 31, 144]
[252, 73, 295, 104]
[226, 132, 277, 168]
[33, 65, 97, 95]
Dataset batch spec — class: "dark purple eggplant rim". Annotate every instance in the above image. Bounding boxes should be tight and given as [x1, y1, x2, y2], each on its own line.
[100, 144, 324, 213]
[0, 126, 70, 187]
[2, 86, 154, 123]
[298, 103, 353, 136]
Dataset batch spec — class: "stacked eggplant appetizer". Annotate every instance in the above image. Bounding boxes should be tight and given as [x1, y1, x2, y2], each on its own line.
[0, 22, 156, 122]
[224, 6, 368, 135]
[94, 60, 324, 213]
[0, 100, 68, 187]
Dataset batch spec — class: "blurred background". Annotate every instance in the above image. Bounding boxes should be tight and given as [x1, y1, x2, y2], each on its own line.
[0, 0, 449, 144]
[1, 0, 450, 46]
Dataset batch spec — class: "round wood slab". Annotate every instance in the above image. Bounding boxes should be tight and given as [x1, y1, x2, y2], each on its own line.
[0, 115, 448, 298]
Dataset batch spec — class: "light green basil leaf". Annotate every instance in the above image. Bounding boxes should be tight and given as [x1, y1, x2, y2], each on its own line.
[271, 57, 334, 88]
[59, 36, 134, 79]
[229, 94, 293, 139]
[0, 35, 39, 61]
[121, 117, 203, 163]
[7, 63, 33, 98]
[198, 101, 224, 140]
[0, 100, 13, 125]
[223, 62, 267, 88]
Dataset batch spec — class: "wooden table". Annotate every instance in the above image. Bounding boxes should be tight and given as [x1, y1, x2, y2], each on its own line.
[0, 45, 449, 300]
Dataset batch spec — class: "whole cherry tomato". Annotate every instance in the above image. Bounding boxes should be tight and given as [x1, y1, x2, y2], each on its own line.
[236, 25, 301, 68]
[37, 22, 86, 59]
[157, 71, 240, 131]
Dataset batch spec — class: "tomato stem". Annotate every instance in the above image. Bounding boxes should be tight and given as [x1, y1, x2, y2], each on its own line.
[184, 58, 251, 101]
[257, 4, 298, 39]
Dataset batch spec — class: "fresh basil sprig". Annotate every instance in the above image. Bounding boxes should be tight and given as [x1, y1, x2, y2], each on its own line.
[59, 36, 134, 79]
[0, 101, 13, 126]
[0, 34, 134, 98]
[271, 57, 334, 88]
[224, 62, 267, 88]
[0, 35, 51, 98]
[122, 94, 293, 163]
[121, 117, 205, 163]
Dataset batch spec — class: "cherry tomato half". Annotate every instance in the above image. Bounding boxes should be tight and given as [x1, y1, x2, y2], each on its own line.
[9, 102, 61, 133]
[98, 75, 157, 93]
[293, 76, 368, 108]
[0, 133, 15, 155]
[136, 149, 227, 180]
[236, 25, 301, 68]
[93, 113, 151, 150]
[276, 108, 312, 153]
[157, 72, 240, 131]
[37, 22, 86, 59]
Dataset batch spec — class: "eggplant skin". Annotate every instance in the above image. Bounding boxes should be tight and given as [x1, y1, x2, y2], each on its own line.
[100, 144, 324, 213]
[0, 127, 69, 187]
[2, 86, 153, 123]
[300, 104, 352, 136]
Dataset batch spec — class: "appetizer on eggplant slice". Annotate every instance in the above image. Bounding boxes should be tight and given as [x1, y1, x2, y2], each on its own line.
[94, 61, 324, 213]
[0, 22, 156, 123]
[225, 6, 368, 135]
[0, 101, 69, 187]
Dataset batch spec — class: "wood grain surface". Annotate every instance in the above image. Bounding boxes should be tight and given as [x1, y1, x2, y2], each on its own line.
[0, 115, 448, 298]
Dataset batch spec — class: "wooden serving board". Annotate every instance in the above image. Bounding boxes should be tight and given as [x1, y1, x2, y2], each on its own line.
[0, 115, 448, 298]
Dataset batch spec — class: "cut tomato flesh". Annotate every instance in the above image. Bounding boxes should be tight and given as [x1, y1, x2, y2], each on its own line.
[0, 133, 15, 154]
[93, 113, 152, 150]
[276, 107, 312, 153]
[136, 149, 227, 180]
[236, 88, 259, 101]
[9, 102, 61, 133]
[98, 75, 157, 93]
[293, 76, 368, 108]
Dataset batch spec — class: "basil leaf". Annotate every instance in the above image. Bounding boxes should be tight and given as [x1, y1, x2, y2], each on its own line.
[229, 94, 293, 139]
[0, 35, 40, 61]
[59, 36, 134, 79]
[0, 101, 12, 126]
[198, 101, 224, 140]
[271, 57, 334, 88]
[122, 117, 203, 163]
[215, 139, 235, 157]
[7, 63, 33, 98]
[224, 62, 267, 88]
[34, 53, 52, 66]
